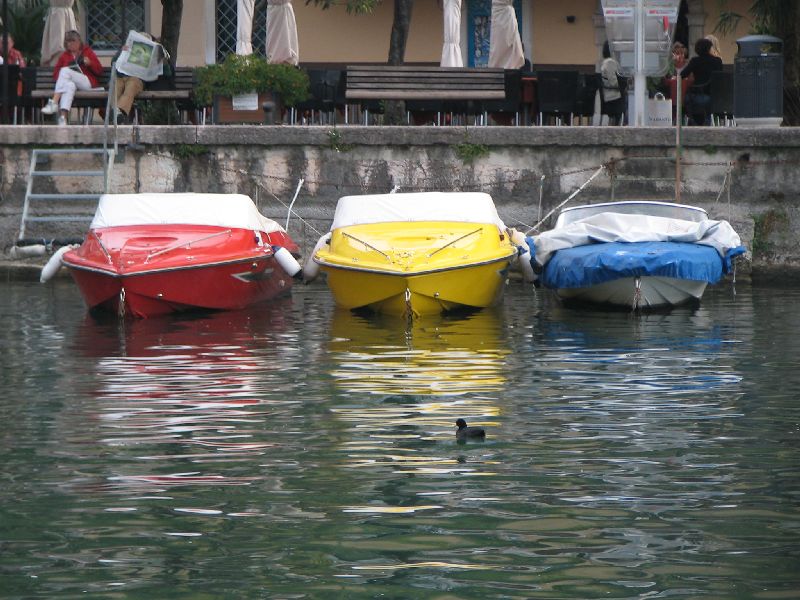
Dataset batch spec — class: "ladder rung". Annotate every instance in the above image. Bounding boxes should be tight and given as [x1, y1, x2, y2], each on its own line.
[27, 193, 102, 201]
[31, 170, 106, 177]
[26, 216, 93, 222]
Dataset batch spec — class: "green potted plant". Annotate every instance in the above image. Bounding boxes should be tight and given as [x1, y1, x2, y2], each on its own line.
[194, 54, 309, 124]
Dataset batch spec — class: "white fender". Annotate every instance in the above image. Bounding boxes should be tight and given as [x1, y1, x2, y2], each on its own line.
[302, 234, 330, 283]
[273, 246, 302, 278]
[517, 244, 536, 283]
[10, 244, 46, 259]
[40, 245, 75, 283]
[508, 229, 536, 283]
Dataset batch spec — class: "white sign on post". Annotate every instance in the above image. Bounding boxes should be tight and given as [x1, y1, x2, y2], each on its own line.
[231, 93, 259, 111]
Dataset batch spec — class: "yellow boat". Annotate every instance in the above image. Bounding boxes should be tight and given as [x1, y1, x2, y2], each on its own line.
[307, 192, 518, 317]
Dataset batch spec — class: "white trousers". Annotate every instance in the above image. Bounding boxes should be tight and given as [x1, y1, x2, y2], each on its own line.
[54, 69, 92, 111]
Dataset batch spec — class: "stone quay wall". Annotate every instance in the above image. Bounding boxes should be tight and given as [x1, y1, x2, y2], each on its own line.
[1, 125, 799, 278]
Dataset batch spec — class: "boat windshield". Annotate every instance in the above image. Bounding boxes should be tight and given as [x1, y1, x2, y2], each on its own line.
[555, 201, 707, 228]
[331, 192, 506, 230]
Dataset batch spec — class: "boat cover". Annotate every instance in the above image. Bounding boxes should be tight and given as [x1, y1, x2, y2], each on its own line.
[529, 212, 743, 266]
[89, 193, 286, 233]
[540, 241, 746, 289]
[330, 192, 507, 230]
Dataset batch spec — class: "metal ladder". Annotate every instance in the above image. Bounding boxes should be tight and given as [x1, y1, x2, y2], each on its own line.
[18, 147, 115, 240]
[18, 72, 122, 241]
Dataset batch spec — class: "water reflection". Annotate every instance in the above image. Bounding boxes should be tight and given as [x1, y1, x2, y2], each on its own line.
[71, 303, 300, 495]
[328, 308, 510, 396]
[324, 313, 502, 516]
[4, 282, 800, 598]
[327, 309, 506, 444]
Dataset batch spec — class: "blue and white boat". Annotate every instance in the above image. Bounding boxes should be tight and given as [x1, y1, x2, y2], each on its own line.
[525, 201, 746, 309]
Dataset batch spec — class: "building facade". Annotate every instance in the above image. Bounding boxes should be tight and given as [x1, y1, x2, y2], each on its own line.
[79, 0, 752, 68]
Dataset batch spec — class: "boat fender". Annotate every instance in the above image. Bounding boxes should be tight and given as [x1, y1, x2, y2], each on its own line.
[507, 229, 535, 283]
[10, 244, 47, 259]
[516, 244, 536, 283]
[524, 237, 541, 285]
[302, 235, 330, 283]
[40, 245, 76, 283]
[273, 246, 302, 278]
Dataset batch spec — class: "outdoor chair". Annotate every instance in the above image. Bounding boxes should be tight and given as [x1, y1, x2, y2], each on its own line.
[293, 68, 343, 125]
[710, 70, 735, 127]
[482, 69, 522, 126]
[0, 65, 21, 124]
[537, 70, 578, 125]
[573, 73, 599, 125]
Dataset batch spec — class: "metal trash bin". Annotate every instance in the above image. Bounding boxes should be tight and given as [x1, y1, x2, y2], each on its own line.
[734, 34, 783, 127]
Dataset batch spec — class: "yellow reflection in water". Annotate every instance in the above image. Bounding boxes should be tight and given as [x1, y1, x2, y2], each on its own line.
[328, 308, 510, 397]
[327, 309, 507, 476]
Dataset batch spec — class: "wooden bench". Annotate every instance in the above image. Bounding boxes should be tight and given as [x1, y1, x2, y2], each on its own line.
[345, 65, 507, 101]
[29, 66, 195, 123]
[345, 65, 521, 125]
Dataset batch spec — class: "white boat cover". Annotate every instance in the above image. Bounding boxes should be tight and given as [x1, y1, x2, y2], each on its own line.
[330, 192, 507, 230]
[90, 193, 286, 233]
[532, 212, 742, 266]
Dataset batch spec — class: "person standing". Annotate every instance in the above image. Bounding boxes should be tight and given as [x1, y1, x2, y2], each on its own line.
[705, 34, 722, 59]
[681, 37, 723, 125]
[600, 41, 625, 125]
[40, 30, 102, 126]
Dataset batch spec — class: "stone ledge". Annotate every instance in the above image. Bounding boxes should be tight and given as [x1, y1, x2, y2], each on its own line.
[2, 124, 799, 149]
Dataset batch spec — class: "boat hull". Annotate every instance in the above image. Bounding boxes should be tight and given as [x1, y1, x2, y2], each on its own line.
[321, 258, 511, 317]
[63, 225, 298, 318]
[315, 220, 516, 317]
[541, 241, 728, 310]
[66, 256, 293, 318]
[556, 276, 708, 309]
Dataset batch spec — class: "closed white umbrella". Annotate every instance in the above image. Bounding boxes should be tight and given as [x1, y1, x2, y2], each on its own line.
[488, 0, 524, 69]
[441, 0, 463, 67]
[266, 0, 299, 66]
[237, 0, 255, 55]
[41, 0, 78, 67]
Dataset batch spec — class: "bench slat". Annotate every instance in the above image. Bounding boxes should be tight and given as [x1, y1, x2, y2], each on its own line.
[345, 65, 507, 101]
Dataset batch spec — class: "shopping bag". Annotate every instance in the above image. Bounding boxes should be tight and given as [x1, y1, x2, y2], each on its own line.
[647, 92, 673, 127]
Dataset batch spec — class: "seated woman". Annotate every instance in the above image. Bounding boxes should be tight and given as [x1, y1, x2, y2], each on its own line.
[681, 37, 723, 126]
[0, 33, 27, 67]
[40, 30, 103, 126]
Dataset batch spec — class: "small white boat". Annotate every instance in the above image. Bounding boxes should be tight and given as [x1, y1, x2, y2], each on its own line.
[526, 201, 746, 309]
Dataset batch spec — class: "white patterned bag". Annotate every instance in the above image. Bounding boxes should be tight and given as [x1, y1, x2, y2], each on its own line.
[647, 92, 673, 127]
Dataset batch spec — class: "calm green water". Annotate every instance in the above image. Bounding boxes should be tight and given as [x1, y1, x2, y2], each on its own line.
[1, 279, 798, 599]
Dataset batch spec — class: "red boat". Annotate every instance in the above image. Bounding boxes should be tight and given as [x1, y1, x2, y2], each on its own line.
[61, 193, 301, 318]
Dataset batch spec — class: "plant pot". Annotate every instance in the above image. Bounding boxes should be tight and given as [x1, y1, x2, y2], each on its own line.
[212, 91, 283, 124]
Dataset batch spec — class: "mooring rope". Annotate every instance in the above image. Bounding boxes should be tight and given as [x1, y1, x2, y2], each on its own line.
[527, 165, 606, 235]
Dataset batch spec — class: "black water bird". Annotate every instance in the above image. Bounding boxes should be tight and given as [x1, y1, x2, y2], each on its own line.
[456, 418, 485, 442]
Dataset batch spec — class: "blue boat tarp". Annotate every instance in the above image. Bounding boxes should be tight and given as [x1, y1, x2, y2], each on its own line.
[534, 241, 746, 290]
